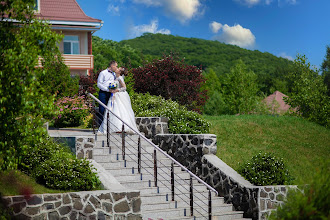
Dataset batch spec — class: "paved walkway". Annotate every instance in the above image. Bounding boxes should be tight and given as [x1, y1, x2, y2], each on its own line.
[48, 128, 96, 137]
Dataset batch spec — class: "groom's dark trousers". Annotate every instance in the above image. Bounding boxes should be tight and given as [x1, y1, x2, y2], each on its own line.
[98, 90, 111, 126]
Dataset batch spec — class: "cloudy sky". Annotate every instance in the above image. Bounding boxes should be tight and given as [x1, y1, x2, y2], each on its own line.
[76, 0, 330, 69]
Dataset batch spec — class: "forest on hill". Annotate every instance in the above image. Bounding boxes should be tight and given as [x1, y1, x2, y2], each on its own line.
[92, 34, 329, 126]
[119, 33, 294, 95]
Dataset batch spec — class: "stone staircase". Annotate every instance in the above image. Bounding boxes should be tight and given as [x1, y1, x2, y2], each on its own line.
[93, 134, 249, 220]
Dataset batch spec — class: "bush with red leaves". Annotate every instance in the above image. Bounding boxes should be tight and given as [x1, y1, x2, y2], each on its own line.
[132, 55, 208, 112]
[78, 70, 99, 97]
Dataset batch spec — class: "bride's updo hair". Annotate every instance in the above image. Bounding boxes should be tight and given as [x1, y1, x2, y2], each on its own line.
[119, 67, 128, 76]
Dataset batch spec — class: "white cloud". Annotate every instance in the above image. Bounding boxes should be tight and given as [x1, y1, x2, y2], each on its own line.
[234, 0, 297, 7]
[213, 24, 256, 48]
[107, 5, 120, 16]
[132, 0, 204, 23]
[210, 21, 223, 33]
[132, 0, 162, 6]
[128, 19, 171, 38]
[278, 52, 293, 60]
[234, 0, 261, 7]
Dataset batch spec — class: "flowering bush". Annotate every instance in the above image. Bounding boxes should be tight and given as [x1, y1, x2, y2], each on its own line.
[238, 152, 292, 186]
[54, 96, 91, 128]
[131, 93, 210, 134]
[131, 54, 208, 112]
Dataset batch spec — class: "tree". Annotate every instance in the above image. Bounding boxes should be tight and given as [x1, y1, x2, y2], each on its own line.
[220, 59, 259, 114]
[131, 54, 208, 112]
[285, 55, 330, 127]
[0, 0, 68, 169]
[321, 45, 330, 96]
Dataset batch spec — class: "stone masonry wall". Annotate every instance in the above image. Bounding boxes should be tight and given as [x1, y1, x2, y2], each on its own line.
[153, 134, 258, 219]
[135, 117, 169, 139]
[76, 137, 95, 159]
[3, 191, 142, 220]
[258, 185, 295, 220]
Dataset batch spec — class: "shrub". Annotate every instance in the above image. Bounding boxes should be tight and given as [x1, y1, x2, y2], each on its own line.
[238, 152, 292, 186]
[33, 152, 100, 190]
[131, 54, 208, 112]
[131, 93, 210, 134]
[54, 95, 91, 128]
[19, 134, 70, 175]
[269, 163, 330, 220]
[78, 75, 97, 97]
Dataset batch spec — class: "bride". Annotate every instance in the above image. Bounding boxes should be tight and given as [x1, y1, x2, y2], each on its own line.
[99, 67, 137, 134]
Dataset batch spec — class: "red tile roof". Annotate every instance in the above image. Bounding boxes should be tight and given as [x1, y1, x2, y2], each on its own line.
[263, 91, 293, 114]
[36, 0, 101, 23]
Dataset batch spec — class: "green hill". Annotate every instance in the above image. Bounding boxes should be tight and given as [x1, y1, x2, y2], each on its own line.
[204, 115, 330, 185]
[119, 33, 293, 94]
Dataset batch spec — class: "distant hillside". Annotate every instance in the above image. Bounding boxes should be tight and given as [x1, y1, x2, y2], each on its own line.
[119, 33, 294, 94]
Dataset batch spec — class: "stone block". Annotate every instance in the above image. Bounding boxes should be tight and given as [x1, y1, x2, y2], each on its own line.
[12, 196, 24, 203]
[48, 211, 59, 220]
[63, 194, 71, 204]
[127, 214, 143, 220]
[98, 193, 111, 201]
[89, 195, 101, 209]
[55, 201, 62, 208]
[32, 213, 47, 220]
[44, 195, 60, 202]
[265, 187, 272, 192]
[59, 206, 72, 215]
[86, 150, 93, 159]
[102, 202, 112, 213]
[27, 196, 42, 205]
[132, 198, 141, 213]
[69, 211, 77, 220]
[112, 193, 126, 201]
[43, 203, 54, 210]
[77, 138, 83, 142]
[269, 193, 275, 200]
[260, 199, 266, 211]
[114, 200, 130, 213]
[11, 202, 26, 214]
[84, 203, 95, 214]
[26, 206, 40, 215]
[73, 200, 83, 210]
[127, 192, 139, 200]
[260, 189, 268, 198]
[84, 143, 94, 148]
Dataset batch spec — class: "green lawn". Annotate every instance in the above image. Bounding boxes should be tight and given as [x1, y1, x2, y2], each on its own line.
[0, 170, 64, 196]
[203, 115, 330, 185]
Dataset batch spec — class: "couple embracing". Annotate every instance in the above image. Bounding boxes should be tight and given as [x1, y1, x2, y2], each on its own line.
[97, 60, 137, 134]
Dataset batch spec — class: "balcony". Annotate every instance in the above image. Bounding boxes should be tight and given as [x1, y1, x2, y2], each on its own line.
[37, 54, 94, 70]
[62, 54, 94, 70]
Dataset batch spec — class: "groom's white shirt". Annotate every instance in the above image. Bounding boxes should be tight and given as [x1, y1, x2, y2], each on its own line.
[97, 68, 116, 92]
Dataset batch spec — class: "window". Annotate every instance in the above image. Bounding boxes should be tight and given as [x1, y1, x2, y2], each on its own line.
[63, 36, 80, 54]
[34, 0, 40, 11]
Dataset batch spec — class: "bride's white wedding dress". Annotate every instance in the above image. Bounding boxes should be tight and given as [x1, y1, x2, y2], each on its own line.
[99, 76, 137, 134]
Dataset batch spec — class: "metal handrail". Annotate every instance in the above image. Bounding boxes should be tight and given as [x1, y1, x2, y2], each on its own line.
[89, 93, 218, 195]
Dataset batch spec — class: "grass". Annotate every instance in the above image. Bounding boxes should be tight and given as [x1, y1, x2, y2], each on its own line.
[203, 115, 330, 185]
[0, 170, 65, 196]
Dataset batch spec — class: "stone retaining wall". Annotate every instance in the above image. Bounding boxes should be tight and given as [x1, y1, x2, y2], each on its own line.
[258, 185, 295, 219]
[153, 134, 295, 220]
[135, 117, 169, 139]
[76, 137, 95, 159]
[3, 190, 142, 220]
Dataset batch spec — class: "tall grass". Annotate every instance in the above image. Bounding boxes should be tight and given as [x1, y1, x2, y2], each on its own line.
[203, 115, 330, 185]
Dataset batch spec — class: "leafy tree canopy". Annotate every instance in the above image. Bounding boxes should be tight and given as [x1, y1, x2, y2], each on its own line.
[0, 0, 69, 169]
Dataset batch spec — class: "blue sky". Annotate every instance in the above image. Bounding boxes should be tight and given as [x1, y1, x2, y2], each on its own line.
[76, 0, 330, 69]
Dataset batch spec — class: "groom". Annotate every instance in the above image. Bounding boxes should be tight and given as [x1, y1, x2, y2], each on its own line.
[97, 60, 118, 126]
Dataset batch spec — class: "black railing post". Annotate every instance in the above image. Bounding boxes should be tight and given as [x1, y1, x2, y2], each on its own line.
[106, 112, 110, 148]
[171, 162, 175, 201]
[92, 99, 96, 134]
[190, 176, 193, 216]
[208, 190, 212, 220]
[138, 136, 141, 173]
[154, 149, 157, 187]
[122, 124, 125, 160]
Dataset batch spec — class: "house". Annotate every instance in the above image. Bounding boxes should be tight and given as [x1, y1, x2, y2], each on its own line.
[263, 91, 293, 115]
[34, 0, 103, 76]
